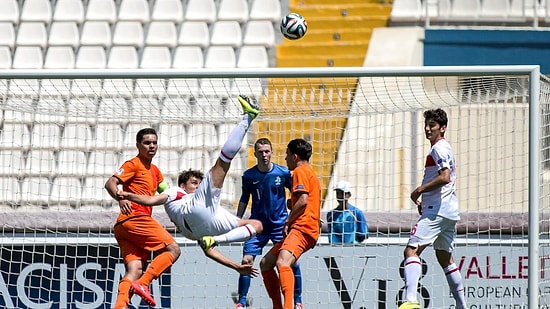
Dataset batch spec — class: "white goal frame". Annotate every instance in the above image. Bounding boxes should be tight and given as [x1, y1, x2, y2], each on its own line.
[0, 65, 544, 308]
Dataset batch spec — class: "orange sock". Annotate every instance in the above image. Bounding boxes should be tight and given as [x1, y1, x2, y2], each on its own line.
[139, 251, 176, 285]
[262, 269, 282, 309]
[279, 265, 295, 309]
[114, 277, 132, 308]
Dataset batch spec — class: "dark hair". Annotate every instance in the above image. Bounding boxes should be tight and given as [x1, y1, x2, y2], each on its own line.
[136, 128, 157, 143]
[424, 108, 448, 127]
[287, 138, 312, 161]
[178, 169, 204, 186]
[254, 137, 272, 151]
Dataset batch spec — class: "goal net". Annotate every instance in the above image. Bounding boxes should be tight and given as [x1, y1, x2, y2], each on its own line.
[0, 66, 548, 308]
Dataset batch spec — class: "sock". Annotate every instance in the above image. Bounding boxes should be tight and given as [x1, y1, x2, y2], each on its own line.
[138, 251, 176, 285]
[444, 263, 467, 309]
[279, 265, 295, 309]
[213, 224, 255, 243]
[219, 116, 250, 163]
[403, 256, 422, 302]
[262, 269, 282, 308]
[114, 277, 132, 308]
[292, 263, 303, 304]
[238, 274, 251, 306]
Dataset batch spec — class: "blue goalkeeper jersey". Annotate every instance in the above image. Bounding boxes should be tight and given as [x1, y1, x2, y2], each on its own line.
[239, 163, 292, 232]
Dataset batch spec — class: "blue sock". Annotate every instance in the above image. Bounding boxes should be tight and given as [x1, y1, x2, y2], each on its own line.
[238, 274, 251, 305]
[292, 263, 303, 303]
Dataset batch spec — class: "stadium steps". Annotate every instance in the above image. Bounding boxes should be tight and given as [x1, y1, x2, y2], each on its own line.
[264, 0, 392, 198]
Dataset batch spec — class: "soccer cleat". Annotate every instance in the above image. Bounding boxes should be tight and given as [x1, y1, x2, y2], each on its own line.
[295, 303, 305, 309]
[398, 301, 421, 309]
[198, 236, 217, 251]
[130, 281, 156, 307]
[234, 303, 246, 309]
[238, 95, 260, 119]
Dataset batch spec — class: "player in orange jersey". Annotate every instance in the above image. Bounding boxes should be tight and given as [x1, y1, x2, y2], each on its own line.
[259, 138, 321, 309]
[105, 128, 181, 309]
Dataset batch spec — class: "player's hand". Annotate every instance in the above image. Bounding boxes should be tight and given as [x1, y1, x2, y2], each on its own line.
[118, 199, 132, 215]
[236, 264, 259, 277]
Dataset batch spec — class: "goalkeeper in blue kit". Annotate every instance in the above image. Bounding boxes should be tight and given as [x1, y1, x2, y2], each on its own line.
[234, 138, 304, 309]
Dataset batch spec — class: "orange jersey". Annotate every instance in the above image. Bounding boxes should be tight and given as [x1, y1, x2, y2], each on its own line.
[289, 163, 321, 241]
[114, 156, 164, 223]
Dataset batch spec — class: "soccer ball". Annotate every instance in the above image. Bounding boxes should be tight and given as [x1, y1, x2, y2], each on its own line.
[280, 13, 307, 40]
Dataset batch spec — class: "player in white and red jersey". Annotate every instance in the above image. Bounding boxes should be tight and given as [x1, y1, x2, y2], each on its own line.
[116, 95, 263, 277]
[398, 108, 467, 309]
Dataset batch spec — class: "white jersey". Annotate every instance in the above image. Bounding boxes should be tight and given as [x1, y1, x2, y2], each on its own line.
[420, 138, 460, 221]
[163, 171, 239, 240]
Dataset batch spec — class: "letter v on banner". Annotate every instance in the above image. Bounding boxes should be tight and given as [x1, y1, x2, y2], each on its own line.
[321, 255, 375, 309]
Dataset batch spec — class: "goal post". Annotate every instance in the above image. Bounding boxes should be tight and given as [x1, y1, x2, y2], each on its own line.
[0, 66, 548, 308]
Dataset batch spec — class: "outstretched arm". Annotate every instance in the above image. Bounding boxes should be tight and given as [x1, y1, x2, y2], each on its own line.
[203, 247, 259, 277]
[117, 191, 168, 206]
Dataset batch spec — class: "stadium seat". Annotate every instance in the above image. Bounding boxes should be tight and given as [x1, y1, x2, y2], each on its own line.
[204, 46, 236, 68]
[12, 46, 43, 69]
[243, 20, 275, 47]
[112, 21, 145, 47]
[50, 176, 83, 206]
[75, 46, 107, 69]
[80, 21, 112, 47]
[210, 21, 242, 48]
[107, 46, 139, 69]
[146, 21, 178, 47]
[510, 0, 542, 19]
[103, 78, 134, 98]
[43, 46, 76, 69]
[53, 0, 85, 23]
[151, 0, 184, 22]
[185, 0, 217, 23]
[56, 150, 87, 176]
[34, 98, 67, 123]
[48, 22, 80, 47]
[169, 46, 203, 97]
[217, 0, 249, 23]
[0, 22, 15, 49]
[16, 22, 48, 48]
[31, 123, 63, 149]
[424, 0, 452, 21]
[0, 46, 12, 69]
[480, 0, 510, 19]
[87, 151, 120, 176]
[1, 123, 31, 150]
[390, 0, 422, 22]
[21, 176, 51, 206]
[157, 123, 187, 149]
[249, 0, 281, 22]
[61, 123, 93, 150]
[0, 150, 24, 176]
[0, 0, 20, 24]
[154, 149, 182, 170]
[118, 0, 151, 23]
[81, 176, 114, 206]
[178, 21, 210, 48]
[237, 46, 268, 68]
[0, 177, 21, 206]
[93, 122, 125, 150]
[25, 150, 56, 176]
[140, 46, 172, 69]
[20, 0, 52, 23]
[86, 0, 117, 23]
[450, 0, 480, 19]
[186, 123, 218, 147]
[181, 149, 211, 171]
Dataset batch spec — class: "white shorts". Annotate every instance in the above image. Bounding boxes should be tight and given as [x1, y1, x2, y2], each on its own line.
[179, 171, 239, 240]
[407, 214, 457, 253]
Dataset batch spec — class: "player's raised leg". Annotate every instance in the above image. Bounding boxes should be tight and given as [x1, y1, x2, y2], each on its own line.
[211, 95, 259, 189]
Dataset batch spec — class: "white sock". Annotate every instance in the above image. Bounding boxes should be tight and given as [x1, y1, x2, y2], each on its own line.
[403, 256, 422, 302]
[444, 263, 467, 309]
[219, 115, 251, 163]
[213, 224, 256, 243]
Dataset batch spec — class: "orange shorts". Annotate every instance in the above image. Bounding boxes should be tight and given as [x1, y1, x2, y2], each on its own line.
[114, 216, 176, 263]
[269, 228, 317, 260]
